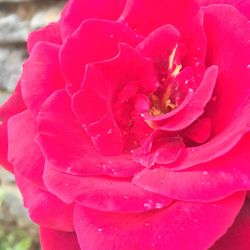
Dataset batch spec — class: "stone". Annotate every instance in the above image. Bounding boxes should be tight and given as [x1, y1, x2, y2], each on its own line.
[0, 14, 30, 44]
[30, 3, 64, 30]
[0, 47, 26, 92]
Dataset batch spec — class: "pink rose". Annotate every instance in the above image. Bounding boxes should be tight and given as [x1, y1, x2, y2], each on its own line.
[1, 0, 250, 249]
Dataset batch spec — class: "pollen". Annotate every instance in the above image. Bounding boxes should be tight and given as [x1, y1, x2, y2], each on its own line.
[168, 45, 177, 70]
[147, 45, 182, 118]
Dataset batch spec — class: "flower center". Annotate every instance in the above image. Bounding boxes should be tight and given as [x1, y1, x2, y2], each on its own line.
[149, 46, 182, 116]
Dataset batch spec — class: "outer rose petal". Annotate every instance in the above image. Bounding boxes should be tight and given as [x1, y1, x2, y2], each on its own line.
[27, 22, 62, 54]
[198, 0, 250, 19]
[202, 4, 250, 135]
[40, 227, 80, 250]
[21, 42, 65, 115]
[15, 171, 75, 232]
[133, 134, 250, 202]
[0, 84, 26, 172]
[60, 19, 142, 93]
[211, 199, 250, 249]
[43, 161, 173, 212]
[8, 110, 44, 188]
[37, 89, 143, 177]
[74, 192, 245, 250]
[60, 0, 126, 38]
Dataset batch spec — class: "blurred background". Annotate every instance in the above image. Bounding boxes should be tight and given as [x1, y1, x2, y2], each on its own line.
[0, 0, 66, 249]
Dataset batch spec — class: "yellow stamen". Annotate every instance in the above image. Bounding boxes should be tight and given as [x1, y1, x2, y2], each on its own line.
[168, 45, 177, 70]
[165, 99, 176, 110]
[161, 85, 172, 108]
[172, 64, 182, 77]
[145, 120, 157, 129]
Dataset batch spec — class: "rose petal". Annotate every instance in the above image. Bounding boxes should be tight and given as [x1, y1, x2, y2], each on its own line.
[211, 198, 250, 249]
[132, 130, 185, 168]
[79, 43, 157, 95]
[202, 4, 250, 134]
[73, 90, 125, 156]
[21, 42, 65, 115]
[156, 65, 218, 131]
[40, 227, 80, 250]
[8, 110, 44, 188]
[15, 171, 74, 231]
[27, 22, 62, 54]
[133, 134, 250, 202]
[60, 0, 126, 38]
[72, 43, 157, 155]
[183, 117, 212, 144]
[137, 24, 180, 61]
[199, 0, 250, 19]
[60, 19, 142, 93]
[120, 0, 206, 60]
[43, 161, 173, 212]
[167, 97, 250, 170]
[0, 84, 26, 172]
[74, 192, 245, 250]
[37, 89, 143, 177]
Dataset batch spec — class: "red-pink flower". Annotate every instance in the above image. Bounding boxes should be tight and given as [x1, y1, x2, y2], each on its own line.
[1, 0, 250, 249]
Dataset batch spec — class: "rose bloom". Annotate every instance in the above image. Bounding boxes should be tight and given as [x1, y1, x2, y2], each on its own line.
[1, 0, 250, 249]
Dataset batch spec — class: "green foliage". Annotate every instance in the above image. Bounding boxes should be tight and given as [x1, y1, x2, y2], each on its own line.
[14, 238, 32, 250]
[0, 227, 33, 250]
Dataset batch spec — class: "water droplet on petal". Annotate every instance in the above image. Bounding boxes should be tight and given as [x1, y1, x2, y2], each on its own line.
[111, 168, 118, 176]
[155, 203, 164, 209]
[202, 171, 208, 175]
[123, 195, 129, 199]
[66, 166, 72, 173]
[144, 200, 153, 210]
[247, 64, 250, 69]
[97, 228, 104, 232]
[195, 62, 201, 67]
[110, 34, 114, 39]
